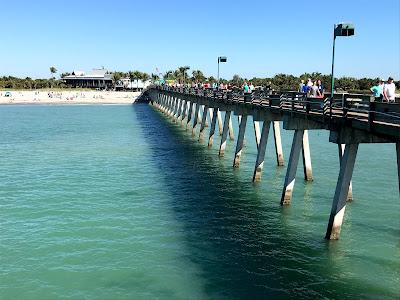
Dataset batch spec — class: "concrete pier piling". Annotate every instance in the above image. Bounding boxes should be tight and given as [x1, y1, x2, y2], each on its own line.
[192, 103, 201, 136]
[198, 105, 209, 141]
[186, 101, 193, 130]
[233, 114, 248, 168]
[253, 121, 272, 182]
[280, 129, 304, 205]
[177, 99, 184, 121]
[219, 111, 232, 157]
[253, 121, 261, 149]
[229, 117, 235, 140]
[273, 121, 284, 166]
[180, 100, 188, 123]
[326, 143, 359, 240]
[338, 144, 353, 201]
[302, 130, 313, 181]
[208, 108, 218, 148]
[217, 111, 223, 135]
[181, 100, 189, 125]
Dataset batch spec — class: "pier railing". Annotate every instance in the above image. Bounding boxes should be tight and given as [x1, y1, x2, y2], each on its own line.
[154, 86, 400, 138]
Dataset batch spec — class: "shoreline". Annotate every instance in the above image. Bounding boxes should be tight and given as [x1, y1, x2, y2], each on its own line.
[0, 90, 140, 105]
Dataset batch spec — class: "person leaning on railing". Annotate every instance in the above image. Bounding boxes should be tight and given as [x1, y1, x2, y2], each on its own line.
[370, 80, 382, 101]
[383, 77, 396, 103]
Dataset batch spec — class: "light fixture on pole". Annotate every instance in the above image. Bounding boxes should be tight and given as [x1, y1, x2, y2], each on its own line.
[217, 56, 227, 84]
[330, 23, 355, 111]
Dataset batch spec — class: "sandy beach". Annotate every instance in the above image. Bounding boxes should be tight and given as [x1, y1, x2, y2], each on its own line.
[0, 90, 141, 105]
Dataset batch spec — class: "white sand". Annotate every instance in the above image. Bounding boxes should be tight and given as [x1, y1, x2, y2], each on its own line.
[0, 90, 141, 105]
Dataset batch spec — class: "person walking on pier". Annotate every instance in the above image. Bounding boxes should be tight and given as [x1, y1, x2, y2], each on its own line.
[317, 79, 324, 98]
[299, 79, 305, 92]
[383, 77, 396, 102]
[310, 81, 319, 98]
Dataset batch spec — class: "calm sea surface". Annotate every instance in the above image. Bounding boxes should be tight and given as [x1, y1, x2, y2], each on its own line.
[0, 104, 398, 299]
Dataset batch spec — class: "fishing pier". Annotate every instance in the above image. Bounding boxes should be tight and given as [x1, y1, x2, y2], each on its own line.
[146, 86, 400, 240]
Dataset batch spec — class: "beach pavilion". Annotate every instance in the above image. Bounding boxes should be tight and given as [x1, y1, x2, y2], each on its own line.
[63, 69, 113, 89]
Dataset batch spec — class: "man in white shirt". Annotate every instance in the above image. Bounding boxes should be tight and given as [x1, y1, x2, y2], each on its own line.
[383, 77, 396, 102]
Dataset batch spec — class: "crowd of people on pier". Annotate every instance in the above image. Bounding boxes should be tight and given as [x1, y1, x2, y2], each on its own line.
[160, 75, 397, 103]
[298, 79, 325, 98]
[370, 77, 396, 102]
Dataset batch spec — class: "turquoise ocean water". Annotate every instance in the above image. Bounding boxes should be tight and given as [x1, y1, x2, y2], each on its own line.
[0, 104, 398, 299]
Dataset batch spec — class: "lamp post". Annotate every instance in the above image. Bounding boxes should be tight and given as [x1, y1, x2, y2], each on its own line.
[217, 56, 227, 84]
[330, 23, 355, 112]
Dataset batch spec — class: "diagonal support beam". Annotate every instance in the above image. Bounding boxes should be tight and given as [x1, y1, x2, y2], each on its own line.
[273, 121, 284, 166]
[253, 120, 261, 149]
[198, 105, 209, 141]
[302, 130, 313, 181]
[338, 144, 353, 201]
[219, 111, 232, 156]
[233, 114, 248, 168]
[280, 129, 304, 205]
[253, 121, 271, 182]
[325, 143, 359, 240]
[208, 108, 218, 148]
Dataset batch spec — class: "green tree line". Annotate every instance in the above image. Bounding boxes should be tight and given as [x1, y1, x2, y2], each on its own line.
[1, 67, 398, 93]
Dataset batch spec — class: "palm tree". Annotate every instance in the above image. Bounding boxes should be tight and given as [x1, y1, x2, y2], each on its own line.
[192, 70, 205, 83]
[112, 72, 122, 90]
[50, 66, 57, 79]
[141, 72, 149, 82]
[131, 71, 142, 91]
[178, 66, 190, 84]
[151, 73, 160, 82]
[163, 70, 174, 80]
[128, 71, 135, 90]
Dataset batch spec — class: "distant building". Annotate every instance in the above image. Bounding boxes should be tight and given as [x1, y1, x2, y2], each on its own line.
[116, 78, 151, 91]
[63, 69, 113, 89]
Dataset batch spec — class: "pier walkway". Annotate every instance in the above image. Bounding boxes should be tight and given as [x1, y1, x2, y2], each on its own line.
[146, 86, 400, 240]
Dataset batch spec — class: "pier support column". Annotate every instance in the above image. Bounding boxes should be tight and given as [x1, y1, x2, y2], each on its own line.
[217, 111, 223, 135]
[208, 108, 218, 148]
[229, 117, 235, 140]
[197, 106, 202, 125]
[302, 130, 313, 181]
[177, 99, 186, 121]
[233, 114, 248, 168]
[253, 121, 261, 149]
[172, 98, 180, 121]
[181, 101, 189, 124]
[192, 103, 201, 136]
[325, 143, 359, 240]
[198, 105, 209, 141]
[219, 111, 232, 157]
[273, 121, 284, 166]
[396, 143, 400, 193]
[177, 98, 184, 120]
[280, 130, 304, 205]
[160, 95, 165, 113]
[186, 101, 194, 130]
[252, 121, 271, 182]
[167, 96, 173, 116]
[338, 144, 353, 201]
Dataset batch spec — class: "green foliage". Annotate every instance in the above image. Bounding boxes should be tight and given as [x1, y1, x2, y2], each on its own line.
[60, 72, 71, 78]
[192, 70, 205, 82]
[1, 70, 398, 94]
[0, 76, 68, 89]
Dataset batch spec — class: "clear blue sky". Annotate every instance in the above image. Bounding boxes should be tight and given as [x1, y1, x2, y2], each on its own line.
[1, 0, 399, 80]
